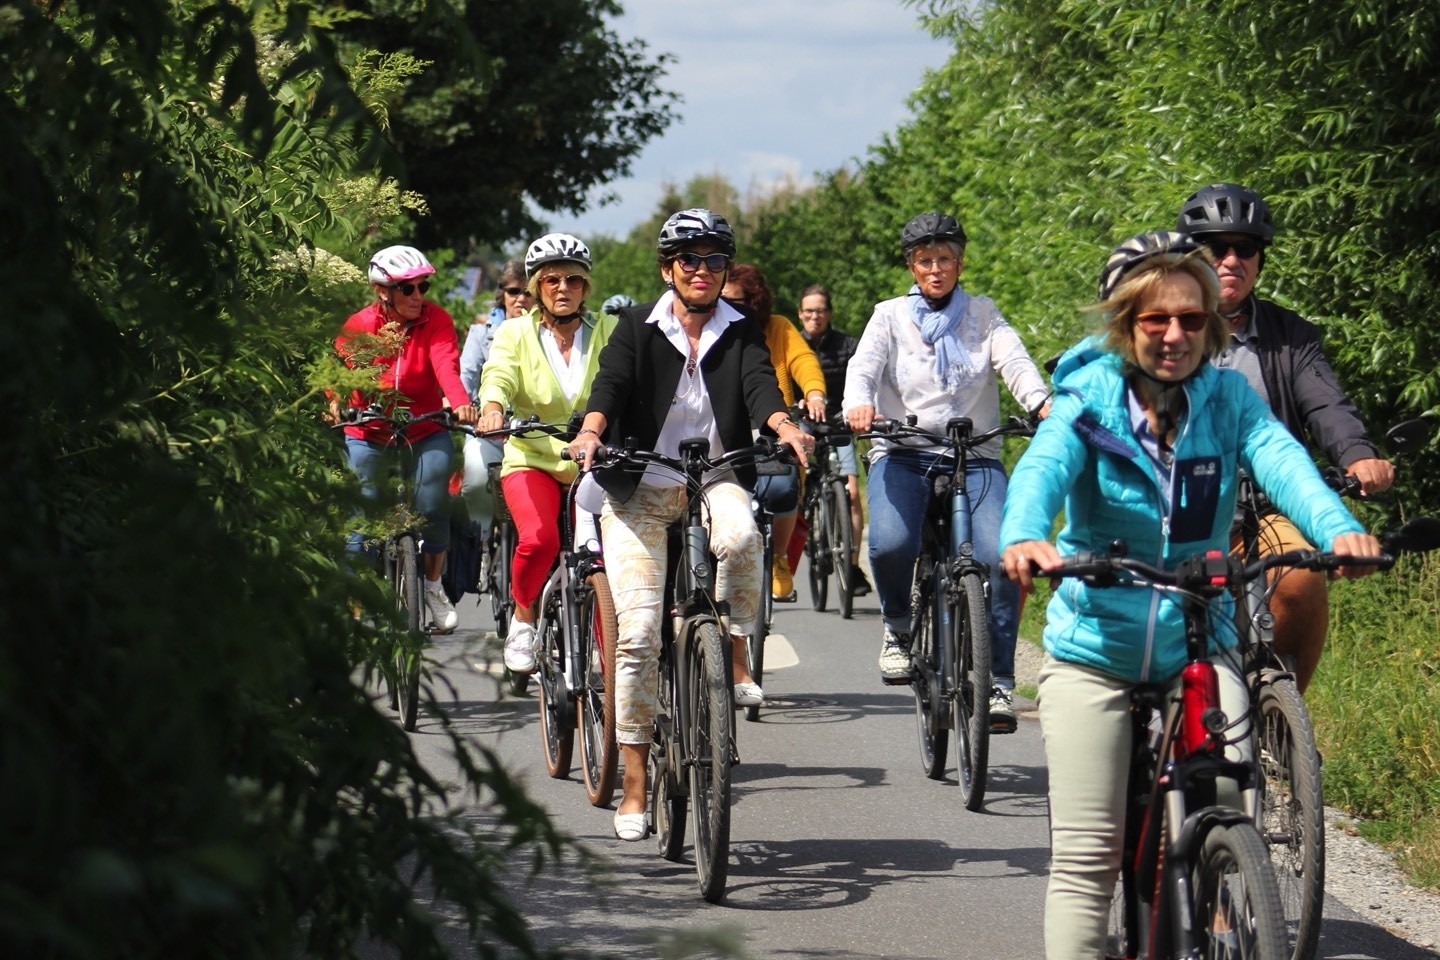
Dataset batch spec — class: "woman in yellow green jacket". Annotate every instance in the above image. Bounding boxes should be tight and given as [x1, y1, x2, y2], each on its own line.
[723, 262, 827, 601]
[478, 234, 618, 673]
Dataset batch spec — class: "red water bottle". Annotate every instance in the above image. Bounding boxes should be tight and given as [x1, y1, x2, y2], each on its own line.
[1178, 660, 1221, 758]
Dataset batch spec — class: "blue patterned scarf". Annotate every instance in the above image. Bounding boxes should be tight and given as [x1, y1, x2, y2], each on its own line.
[908, 284, 970, 388]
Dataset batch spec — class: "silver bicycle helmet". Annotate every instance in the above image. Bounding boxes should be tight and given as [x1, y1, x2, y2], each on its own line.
[524, 233, 592, 277]
[657, 208, 737, 258]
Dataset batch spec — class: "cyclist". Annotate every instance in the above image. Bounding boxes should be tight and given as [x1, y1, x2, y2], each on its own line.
[333, 244, 477, 632]
[998, 230, 1380, 960]
[1174, 182, 1395, 692]
[843, 211, 1050, 730]
[460, 260, 533, 549]
[568, 208, 814, 842]
[798, 283, 870, 596]
[476, 234, 617, 672]
[721, 262, 827, 603]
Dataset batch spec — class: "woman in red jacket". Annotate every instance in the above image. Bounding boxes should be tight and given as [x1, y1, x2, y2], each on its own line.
[334, 245, 476, 632]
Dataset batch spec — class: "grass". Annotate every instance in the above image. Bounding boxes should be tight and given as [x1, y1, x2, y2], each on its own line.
[1013, 554, 1440, 892]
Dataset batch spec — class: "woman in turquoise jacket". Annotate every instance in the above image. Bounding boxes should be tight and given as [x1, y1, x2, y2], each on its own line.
[998, 231, 1380, 960]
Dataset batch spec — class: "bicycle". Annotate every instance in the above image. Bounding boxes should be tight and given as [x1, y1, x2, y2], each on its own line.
[857, 414, 1034, 811]
[743, 494, 774, 724]
[1232, 418, 1433, 960]
[800, 414, 857, 618]
[585, 436, 789, 903]
[334, 406, 472, 732]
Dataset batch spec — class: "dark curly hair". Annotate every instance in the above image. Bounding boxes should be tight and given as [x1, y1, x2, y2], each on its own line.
[724, 262, 773, 320]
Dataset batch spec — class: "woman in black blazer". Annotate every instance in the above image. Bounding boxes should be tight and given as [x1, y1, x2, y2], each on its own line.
[569, 209, 813, 841]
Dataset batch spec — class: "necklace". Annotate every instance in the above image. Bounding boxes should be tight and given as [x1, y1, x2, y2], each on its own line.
[686, 348, 698, 377]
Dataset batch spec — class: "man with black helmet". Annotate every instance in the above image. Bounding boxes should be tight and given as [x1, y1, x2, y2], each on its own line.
[844, 211, 1051, 730]
[1175, 183, 1395, 691]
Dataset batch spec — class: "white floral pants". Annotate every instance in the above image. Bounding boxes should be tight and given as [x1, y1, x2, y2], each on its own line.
[601, 480, 761, 745]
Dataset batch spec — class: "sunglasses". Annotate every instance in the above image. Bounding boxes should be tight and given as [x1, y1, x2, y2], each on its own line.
[673, 252, 732, 274]
[1202, 237, 1262, 260]
[1134, 310, 1211, 334]
[503, 286, 529, 297]
[392, 280, 430, 296]
[539, 273, 587, 290]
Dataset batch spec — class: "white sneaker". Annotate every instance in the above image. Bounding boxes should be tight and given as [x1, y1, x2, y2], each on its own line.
[424, 583, 458, 633]
[503, 617, 537, 673]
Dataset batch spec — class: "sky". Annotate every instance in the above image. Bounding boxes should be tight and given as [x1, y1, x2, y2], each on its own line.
[558, 1, 954, 239]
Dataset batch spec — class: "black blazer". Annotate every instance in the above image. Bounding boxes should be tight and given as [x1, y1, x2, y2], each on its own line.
[585, 297, 787, 500]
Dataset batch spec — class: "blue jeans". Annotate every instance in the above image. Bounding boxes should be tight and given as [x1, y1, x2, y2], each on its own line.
[866, 450, 1018, 687]
[345, 431, 455, 559]
[754, 462, 800, 516]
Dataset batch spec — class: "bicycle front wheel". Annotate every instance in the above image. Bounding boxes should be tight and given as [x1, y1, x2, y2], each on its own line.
[493, 521, 528, 696]
[579, 571, 619, 807]
[954, 570, 992, 811]
[535, 596, 575, 778]
[1191, 821, 1290, 960]
[394, 535, 423, 732]
[911, 564, 948, 779]
[690, 622, 733, 903]
[1256, 678, 1324, 960]
[829, 479, 855, 619]
[807, 497, 830, 612]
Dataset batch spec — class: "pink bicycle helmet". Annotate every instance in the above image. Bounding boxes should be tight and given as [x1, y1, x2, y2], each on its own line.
[368, 245, 436, 285]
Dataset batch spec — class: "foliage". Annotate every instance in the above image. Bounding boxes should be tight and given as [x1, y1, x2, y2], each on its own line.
[0, 1, 575, 956]
[332, 0, 678, 250]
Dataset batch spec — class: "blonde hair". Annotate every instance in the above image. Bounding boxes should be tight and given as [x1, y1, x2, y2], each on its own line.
[1092, 251, 1225, 366]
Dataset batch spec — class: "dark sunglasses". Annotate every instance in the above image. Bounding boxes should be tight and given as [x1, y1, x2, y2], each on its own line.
[502, 286, 529, 297]
[673, 252, 732, 274]
[1202, 237, 1262, 260]
[392, 280, 430, 296]
[1134, 310, 1210, 334]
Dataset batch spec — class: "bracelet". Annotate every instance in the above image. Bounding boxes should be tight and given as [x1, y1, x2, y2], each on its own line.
[776, 417, 796, 429]
[577, 427, 600, 438]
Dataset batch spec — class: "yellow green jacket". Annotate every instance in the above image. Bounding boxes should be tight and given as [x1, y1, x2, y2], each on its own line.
[478, 309, 617, 483]
[764, 314, 826, 407]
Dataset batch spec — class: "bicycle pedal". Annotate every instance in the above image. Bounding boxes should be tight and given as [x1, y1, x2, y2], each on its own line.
[881, 675, 912, 687]
[990, 717, 1018, 734]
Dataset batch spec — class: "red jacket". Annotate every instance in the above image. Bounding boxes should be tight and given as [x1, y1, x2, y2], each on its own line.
[336, 301, 469, 446]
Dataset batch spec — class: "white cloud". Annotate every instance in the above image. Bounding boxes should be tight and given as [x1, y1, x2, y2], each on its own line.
[555, 0, 951, 239]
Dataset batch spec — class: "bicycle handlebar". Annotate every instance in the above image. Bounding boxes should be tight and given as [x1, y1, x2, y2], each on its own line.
[857, 413, 1036, 450]
[561, 437, 795, 477]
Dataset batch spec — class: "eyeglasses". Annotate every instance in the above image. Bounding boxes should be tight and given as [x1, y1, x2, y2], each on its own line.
[912, 256, 958, 271]
[799, 308, 829, 316]
[673, 252, 732, 274]
[1202, 237, 1262, 260]
[539, 274, 587, 290]
[503, 286, 529, 297]
[392, 280, 430, 296]
[1134, 310, 1211, 334]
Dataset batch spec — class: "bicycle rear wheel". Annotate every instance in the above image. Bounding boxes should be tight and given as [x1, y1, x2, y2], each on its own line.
[535, 594, 575, 778]
[579, 571, 619, 807]
[690, 622, 733, 903]
[1256, 678, 1324, 960]
[492, 521, 528, 696]
[954, 570, 992, 811]
[1191, 821, 1290, 960]
[651, 649, 687, 862]
[829, 480, 855, 620]
[394, 535, 423, 732]
[807, 497, 830, 612]
[912, 563, 948, 779]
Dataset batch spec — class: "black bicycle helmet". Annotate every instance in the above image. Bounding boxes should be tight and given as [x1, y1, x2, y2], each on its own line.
[657, 208, 737, 258]
[1175, 183, 1274, 243]
[1098, 230, 1206, 301]
[900, 211, 968, 256]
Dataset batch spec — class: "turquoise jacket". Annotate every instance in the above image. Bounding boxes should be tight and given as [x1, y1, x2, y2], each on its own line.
[998, 341, 1363, 683]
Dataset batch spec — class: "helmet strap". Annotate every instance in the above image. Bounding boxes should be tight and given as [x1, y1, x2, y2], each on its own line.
[542, 303, 583, 325]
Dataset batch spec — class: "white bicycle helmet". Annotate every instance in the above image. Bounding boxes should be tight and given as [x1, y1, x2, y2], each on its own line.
[368, 245, 435, 285]
[524, 233, 592, 277]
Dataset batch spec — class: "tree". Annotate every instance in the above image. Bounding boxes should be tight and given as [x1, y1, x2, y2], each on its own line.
[1, 2, 569, 956]
[335, 0, 678, 250]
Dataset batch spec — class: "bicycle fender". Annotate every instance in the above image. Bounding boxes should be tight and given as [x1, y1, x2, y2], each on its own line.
[1171, 804, 1254, 859]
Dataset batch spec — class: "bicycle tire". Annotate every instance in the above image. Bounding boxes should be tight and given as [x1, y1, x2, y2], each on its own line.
[1191, 821, 1290, 960]
[690, 621, 733, 902]
[912, 563, 948, 779]
[493, 521, 529, 696]
[1256, 679, 1325, 960]
[744, 616, 765, 724]
[579, 571, 619, 807]
[830, 480, 855, 620]
[954, 570, 992, 811]
[536, 594, 575, 779]
[652, 649, 687, 862]
[808, 497, 830, 612]
[394, 535, 423, 732]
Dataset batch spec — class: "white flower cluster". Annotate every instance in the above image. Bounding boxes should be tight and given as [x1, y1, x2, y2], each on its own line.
[273, 246, 367, 289]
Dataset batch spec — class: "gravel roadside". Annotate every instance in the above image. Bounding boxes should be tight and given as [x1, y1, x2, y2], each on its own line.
[1012, 638, 1440, 954]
